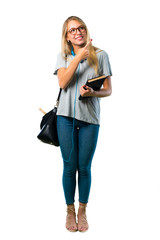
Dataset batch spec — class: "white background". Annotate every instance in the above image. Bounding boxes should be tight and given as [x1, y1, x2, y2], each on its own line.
[0, 0, 160, 239]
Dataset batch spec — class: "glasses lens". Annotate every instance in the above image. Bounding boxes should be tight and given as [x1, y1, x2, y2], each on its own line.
[79, 26, 85, 32]
[69, 28, 76, 34]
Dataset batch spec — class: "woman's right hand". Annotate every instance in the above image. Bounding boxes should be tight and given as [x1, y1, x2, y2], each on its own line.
[76, 39, 92, 61]
[57, 40, 92, 89]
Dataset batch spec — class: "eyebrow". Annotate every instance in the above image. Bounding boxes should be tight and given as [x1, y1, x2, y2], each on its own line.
[68, 25, 83, 31]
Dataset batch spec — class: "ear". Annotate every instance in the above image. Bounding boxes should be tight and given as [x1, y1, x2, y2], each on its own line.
[66, 35, 69, 42]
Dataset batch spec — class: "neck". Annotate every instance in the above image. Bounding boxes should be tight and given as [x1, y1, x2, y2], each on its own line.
[72, 44, 85, 55]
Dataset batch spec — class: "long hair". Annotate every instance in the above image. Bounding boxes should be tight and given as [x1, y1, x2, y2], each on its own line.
[61, 16, 99, 75]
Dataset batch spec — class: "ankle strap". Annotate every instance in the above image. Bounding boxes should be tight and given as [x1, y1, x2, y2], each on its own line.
[79, 204, 87, 209]
[67, 205, 75, 213]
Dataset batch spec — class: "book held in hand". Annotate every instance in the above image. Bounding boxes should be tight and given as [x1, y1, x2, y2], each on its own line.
[79, 75, 107, 100]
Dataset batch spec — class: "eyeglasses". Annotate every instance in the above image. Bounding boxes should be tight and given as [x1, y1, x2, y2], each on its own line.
[67, 25, 86, 35]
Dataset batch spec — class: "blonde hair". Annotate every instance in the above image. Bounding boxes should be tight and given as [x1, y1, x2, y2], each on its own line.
[61, 16, 99, 75]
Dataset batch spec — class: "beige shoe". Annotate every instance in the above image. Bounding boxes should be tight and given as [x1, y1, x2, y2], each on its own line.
[65, 205, 78, 232]
[77, 204, 89, 232]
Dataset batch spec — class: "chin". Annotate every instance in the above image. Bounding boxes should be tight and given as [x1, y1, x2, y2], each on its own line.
[75, 40, 86, 46]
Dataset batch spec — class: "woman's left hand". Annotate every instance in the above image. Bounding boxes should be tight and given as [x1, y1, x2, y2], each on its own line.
[80, 85, 94, 97]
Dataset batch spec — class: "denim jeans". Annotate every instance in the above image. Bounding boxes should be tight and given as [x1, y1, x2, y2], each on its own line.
[57, 115, 100, 205]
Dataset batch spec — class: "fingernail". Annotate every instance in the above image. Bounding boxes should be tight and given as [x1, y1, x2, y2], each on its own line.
[91, 39, 93, 41]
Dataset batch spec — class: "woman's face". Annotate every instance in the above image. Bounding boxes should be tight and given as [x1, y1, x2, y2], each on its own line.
[66, 20, 87, 48]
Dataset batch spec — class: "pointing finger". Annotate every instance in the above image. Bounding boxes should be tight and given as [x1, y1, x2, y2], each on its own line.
[85, 39, 92, 48]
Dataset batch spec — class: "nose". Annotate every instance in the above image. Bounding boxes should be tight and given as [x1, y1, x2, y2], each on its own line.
[76, 28, 81, 34]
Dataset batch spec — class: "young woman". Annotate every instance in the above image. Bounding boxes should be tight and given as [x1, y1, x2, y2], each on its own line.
[54, 16, 112, 232]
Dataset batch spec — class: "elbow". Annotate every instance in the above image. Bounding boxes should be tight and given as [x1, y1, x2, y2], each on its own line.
[108, 89, 112, 96]
[59, 82, 65, 89]
[58, 79, 67, 90]
[108, 85, 112, 96]
[104, 88, 112, 97]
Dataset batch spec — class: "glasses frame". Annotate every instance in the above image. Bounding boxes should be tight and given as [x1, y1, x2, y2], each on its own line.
[67, 25, 86, 35]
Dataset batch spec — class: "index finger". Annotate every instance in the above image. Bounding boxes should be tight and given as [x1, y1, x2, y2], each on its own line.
[85, 39, 92, 48]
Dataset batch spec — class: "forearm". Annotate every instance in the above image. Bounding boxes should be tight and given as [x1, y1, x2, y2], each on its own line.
[91, 88, 112, 98]
[58, 55, 81, 89]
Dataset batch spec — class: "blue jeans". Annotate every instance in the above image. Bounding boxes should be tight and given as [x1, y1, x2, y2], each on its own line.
[57, 115, 100, 205]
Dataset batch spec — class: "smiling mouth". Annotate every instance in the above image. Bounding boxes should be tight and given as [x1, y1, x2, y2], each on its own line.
[76, 36, 83, 40]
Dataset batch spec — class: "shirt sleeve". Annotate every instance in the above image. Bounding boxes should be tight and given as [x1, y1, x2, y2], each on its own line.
[53, 52, 66, 75]
[101, 51, 112, 77]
